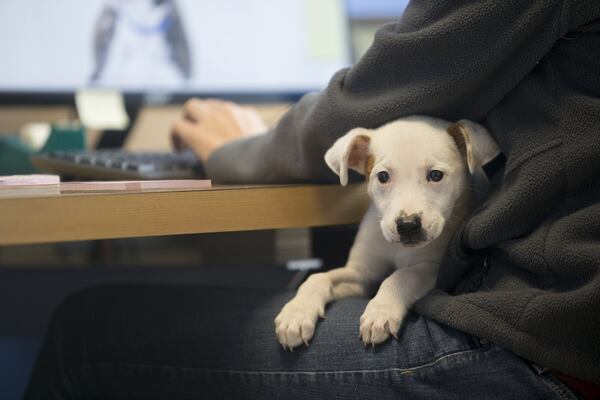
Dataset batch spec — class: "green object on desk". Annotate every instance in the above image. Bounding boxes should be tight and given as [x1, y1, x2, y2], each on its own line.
[0, 122, 85, 175]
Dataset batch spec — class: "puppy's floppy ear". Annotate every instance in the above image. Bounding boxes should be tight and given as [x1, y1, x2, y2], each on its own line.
[324, 128, 372, 186]
[447, 120, 501, 174]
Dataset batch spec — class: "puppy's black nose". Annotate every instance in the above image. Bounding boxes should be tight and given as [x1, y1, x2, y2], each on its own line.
[396, 214, 422, 235]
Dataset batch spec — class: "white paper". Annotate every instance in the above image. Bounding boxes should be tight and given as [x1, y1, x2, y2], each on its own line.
[0, 174, 60, 186]
[75, 89, 129, 130]
[19, 122, 52, 151]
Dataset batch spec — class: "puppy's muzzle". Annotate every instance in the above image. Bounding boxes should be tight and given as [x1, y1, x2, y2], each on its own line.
[396, 213, 426, 245]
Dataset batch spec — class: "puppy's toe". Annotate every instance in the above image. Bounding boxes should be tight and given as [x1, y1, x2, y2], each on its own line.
[284, 320, 304, 349]
[388, 318, 401, 339]
[359, 320, 372, 345]
[359, 301, 406, 346]
[300, 318, 316, 345]
[274, 299, 321, 349]
[275, 323, 288, 348]
[359, 318, 389, 345]
[370, 321, 391, 344]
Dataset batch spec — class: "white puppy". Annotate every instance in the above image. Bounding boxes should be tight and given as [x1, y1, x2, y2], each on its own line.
[275, 116, 500, 349]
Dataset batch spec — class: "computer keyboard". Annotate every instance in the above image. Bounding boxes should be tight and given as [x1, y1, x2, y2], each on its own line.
[31, 150, 205, 180]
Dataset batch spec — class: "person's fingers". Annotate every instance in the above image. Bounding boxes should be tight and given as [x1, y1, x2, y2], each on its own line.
[204, 101, 245, 137]
[171, 132, 184, 152]
[174, 98, 264, 160]
[185, 99, 232, 131]
[239, 107, 267, 135]
[171, 119, 199, 151]
[183, 98, 205, 122]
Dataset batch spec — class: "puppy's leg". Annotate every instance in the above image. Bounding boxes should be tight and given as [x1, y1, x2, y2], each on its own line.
[275, 265, 374, 349]
[275, 206, 391, 349]
[360, 261, 438, 345]
[330, 279, 368, 299]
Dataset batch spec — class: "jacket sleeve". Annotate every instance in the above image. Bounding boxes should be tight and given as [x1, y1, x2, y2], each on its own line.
[206, 0, 572, 183]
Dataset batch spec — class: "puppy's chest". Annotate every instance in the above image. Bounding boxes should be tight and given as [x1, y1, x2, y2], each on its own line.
[385, 246, 417, 269]
[388, 243, 444, 270]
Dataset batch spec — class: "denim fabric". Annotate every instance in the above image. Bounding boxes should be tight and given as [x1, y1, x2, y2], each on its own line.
[24, 285, 579, 399]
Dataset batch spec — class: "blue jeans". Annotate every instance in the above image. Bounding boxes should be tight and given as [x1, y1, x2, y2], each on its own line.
[24, 285, 578, 399]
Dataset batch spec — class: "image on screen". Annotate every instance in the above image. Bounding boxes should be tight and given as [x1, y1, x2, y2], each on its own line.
[0, 0, 407, 96]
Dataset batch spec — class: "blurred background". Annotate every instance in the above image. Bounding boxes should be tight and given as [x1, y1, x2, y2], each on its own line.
[0, 1, 408, 398]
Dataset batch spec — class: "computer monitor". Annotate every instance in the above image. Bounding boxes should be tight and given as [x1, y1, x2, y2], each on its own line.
[0, 0, 407, 104]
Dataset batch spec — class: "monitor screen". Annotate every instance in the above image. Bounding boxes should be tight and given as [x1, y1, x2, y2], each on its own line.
[0, 0, 407, 99]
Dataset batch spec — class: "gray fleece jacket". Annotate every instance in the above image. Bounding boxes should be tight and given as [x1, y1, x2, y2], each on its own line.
[206, 0, 600, 383]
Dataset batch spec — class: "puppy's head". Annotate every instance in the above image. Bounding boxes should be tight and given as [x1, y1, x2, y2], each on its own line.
[325, 116, 500, 246]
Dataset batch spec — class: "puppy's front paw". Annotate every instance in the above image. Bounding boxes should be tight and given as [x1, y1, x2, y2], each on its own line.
[275, 298, 324, 350]
[359, 299, 407, 346]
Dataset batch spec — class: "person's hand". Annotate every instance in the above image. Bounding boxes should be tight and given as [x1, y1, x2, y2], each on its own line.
[171, 98, 267, 162]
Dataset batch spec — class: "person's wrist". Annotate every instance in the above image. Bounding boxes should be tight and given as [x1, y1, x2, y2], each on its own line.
[192, 138, 222, 164]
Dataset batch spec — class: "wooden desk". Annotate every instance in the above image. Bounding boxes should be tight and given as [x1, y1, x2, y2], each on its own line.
[0, 184, 369, 246]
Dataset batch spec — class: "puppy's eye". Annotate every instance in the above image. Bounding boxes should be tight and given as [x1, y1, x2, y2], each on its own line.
[377, 171, 390, 183]
[427, 170, 444, 182]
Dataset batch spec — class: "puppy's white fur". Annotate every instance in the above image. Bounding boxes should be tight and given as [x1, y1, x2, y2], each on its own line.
[275, 116, 500, 349]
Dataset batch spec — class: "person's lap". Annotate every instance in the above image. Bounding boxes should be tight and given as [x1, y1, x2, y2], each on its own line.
[24, 284, 576, 399]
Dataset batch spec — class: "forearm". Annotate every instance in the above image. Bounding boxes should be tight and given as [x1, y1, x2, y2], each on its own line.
[207, 0, 570, 183]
